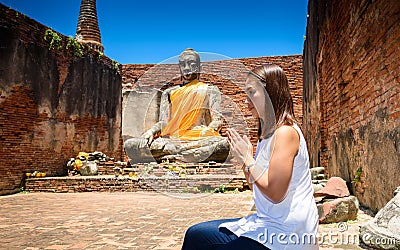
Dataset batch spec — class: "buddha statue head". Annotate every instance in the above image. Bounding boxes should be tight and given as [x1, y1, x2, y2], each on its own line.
[179, 48, 201, 82]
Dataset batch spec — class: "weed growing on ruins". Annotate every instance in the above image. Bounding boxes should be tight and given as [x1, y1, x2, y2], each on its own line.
[352, 167, 363, 183]
[111, 60, 121, 74]
[66, 36, 84, 58]
[97, 51, 104, 60]
[214, 184, 226, 193]
[44, 29, 62, 51]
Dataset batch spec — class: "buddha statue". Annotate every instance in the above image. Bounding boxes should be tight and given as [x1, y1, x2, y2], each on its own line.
[124, 48, 230, 163]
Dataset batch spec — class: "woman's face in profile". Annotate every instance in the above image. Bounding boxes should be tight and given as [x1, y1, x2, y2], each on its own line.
[245, 74, 266, 120]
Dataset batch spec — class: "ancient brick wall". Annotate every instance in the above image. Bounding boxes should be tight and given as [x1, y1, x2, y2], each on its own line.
[122, 55, 303, 161]
[0, 4, 122, 194]
[303, 0, 400, 210]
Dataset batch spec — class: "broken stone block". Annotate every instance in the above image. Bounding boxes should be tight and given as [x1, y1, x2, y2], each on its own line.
[317, 196, 359, 223]
[313, 183, 324, 193]
[315, 176, 350, 198]
[359, 188, 400, 249]
[80, 161, 98, 176]
[310, 167, 325, 179]
[312, 179, 328, 186]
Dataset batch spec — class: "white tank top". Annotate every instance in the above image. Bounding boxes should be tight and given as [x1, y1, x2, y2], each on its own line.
[219, 124, 319, 249]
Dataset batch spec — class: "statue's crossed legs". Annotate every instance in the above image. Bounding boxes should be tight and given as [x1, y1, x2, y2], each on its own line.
[124, 136, 230, 163]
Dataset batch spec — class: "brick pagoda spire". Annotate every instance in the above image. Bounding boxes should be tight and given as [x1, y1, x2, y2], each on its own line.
[75, 0, 104, 53]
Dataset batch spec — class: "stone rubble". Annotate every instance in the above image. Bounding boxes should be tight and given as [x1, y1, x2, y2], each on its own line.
[310, 167, 359, 224]
[66, 151, 112, 176]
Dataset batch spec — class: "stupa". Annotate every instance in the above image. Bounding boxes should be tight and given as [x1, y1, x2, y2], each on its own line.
[75, 0, 104, 53]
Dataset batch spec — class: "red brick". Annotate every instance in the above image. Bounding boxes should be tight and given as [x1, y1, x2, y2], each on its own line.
[0, 4, 122, 194]
[304, 0, 400, 210]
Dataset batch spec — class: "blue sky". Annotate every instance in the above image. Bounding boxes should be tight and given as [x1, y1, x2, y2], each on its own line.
[1, 0, 308, 64]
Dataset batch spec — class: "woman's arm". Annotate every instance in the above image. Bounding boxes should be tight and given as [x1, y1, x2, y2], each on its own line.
[250, 125, 299, 203]
[227, 126, 299, 203]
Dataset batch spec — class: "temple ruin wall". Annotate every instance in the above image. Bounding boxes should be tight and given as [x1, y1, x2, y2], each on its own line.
[0, 4, 122, 195]
[303, 0, 400, 210]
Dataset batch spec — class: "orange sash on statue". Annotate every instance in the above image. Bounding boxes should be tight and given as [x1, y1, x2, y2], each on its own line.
[160, 80, 220, 140]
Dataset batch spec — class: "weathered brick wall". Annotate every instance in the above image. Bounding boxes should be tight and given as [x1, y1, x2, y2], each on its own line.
[122, 55, 303, 161]
[304, 0, 400, 210]
[0, 4, 122, 194]
[25, 176, 247, 193]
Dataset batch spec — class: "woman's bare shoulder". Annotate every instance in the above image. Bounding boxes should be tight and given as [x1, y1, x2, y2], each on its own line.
[274, 125, 300, 145]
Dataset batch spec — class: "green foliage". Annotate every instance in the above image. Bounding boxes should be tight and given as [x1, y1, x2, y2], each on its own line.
[44, 29, 62, 51]
[111, 60, 121, 74]
[97, 51, 104, 60]
[66, 37, 84, 58]
[352, 167, 363, 183]
[214, 184, 226, 193]
[19, 186, 29, 194]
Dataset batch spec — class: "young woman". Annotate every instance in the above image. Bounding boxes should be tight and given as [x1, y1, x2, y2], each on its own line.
[181, 64, 318, 250]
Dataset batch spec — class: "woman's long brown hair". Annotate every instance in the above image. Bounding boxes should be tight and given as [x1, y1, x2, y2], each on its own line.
[249, 64, 296, 139]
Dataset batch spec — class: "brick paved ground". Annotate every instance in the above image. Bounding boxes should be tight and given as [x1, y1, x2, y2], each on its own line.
[0, 192, 372, 249]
